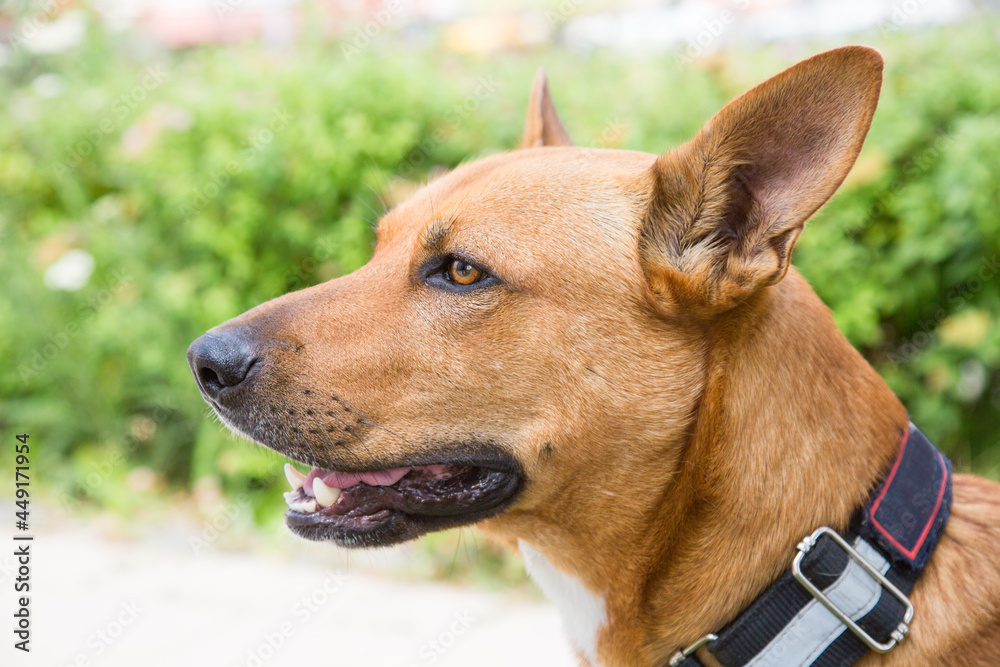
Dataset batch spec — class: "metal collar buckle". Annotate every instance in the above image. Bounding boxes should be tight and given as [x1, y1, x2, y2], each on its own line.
[668, 633, 717, 667]
[792, 527, 914, 653]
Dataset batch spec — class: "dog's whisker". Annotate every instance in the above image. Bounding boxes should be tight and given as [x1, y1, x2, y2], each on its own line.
[448, 528, 463, 579]
[325, 408, 364, 443]
[317, 407, 387, 469]
[369, 151, 396, 210]
[290, 413, 325, 470]
[362, 151, 393, 214]
[463, 527, 477, 568]
[332, 397, 410, 445]
[365, 182, 389, 218]
[356, 195, 383, 231]
[306, 410, 370, 472]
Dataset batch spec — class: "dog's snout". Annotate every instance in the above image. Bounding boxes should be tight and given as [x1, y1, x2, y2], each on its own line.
[187, 329, 259, 400]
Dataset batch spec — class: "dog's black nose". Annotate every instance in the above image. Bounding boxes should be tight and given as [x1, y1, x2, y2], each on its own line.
[187, 329, 259, 400]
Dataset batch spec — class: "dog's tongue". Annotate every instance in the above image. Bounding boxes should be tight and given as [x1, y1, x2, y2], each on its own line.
[303, 467, 411, 495]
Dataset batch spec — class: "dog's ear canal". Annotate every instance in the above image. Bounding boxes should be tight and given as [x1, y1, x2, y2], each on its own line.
[640, 46, 884, 314]
[520, 68, 574, 148]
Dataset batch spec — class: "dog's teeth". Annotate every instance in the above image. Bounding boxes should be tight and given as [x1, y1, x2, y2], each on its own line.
[289, 499, 317, 513]
[312, 477, 342, 508]
[284, 463, 306, 490]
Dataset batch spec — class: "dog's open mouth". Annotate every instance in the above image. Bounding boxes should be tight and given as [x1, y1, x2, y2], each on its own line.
[280, 458, 522, 547]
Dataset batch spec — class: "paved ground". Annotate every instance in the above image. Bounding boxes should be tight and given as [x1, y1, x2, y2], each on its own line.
[1, 501, 576, 667]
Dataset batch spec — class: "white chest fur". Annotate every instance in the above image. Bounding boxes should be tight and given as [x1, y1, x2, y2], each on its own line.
[519, 540, 607, 666]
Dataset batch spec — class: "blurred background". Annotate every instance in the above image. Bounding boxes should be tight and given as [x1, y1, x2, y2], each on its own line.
[1, 0, 1000, 664]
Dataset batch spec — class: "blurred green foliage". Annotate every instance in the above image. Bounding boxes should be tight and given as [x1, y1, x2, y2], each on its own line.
[1, 19, 999, 550]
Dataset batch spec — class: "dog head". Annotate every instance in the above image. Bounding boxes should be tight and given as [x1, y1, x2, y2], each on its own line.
[187, 47, 884, 552]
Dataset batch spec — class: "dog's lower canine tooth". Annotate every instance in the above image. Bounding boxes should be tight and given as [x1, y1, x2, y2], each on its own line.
[312, 477, 342, 508]
[284, 463, 305, 491]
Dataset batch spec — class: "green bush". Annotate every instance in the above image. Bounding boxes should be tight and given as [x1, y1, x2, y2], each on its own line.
[0, 27, 499, 510]
[794, 26, 1000, 474]
[1, 19, 999, 534]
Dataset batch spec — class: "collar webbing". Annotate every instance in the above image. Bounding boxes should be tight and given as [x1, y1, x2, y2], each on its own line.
[670, 422, 953, 667]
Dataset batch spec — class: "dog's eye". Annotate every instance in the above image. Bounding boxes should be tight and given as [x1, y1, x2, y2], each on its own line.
[422, 255, 497, 292]
[448, 259, 484, 286]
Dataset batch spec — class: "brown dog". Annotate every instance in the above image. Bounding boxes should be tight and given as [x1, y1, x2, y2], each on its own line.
[187, 46, 1000, 666]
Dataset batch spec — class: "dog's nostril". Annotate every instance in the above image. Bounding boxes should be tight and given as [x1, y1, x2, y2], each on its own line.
[187, 329, 259, 400]
[198, 365, 223, 391]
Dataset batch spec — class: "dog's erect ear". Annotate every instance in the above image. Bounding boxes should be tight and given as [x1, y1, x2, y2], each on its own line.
[520, 68, 573, 148]
[640, 46, 883, 314]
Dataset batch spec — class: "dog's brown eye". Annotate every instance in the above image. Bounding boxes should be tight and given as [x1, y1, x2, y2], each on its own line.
[448, 259, 484, 286]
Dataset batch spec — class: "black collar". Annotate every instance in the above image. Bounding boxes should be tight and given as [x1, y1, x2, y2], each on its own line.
[670, 422, 953, 667]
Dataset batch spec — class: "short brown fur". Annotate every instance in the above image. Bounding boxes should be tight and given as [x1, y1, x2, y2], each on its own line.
[199, 47, 1000, 665]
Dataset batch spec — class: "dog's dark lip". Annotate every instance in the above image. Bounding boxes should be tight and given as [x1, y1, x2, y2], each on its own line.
[282, 447, 521, 477]
[282, 451, 523, 548]
[200, 382, 526, 547]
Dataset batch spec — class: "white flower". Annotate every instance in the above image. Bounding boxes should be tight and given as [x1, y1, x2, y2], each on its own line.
[43, 249, 95, 291]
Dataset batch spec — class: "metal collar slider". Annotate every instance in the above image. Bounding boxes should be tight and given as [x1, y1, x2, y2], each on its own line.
[792, 527, 913, 653]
